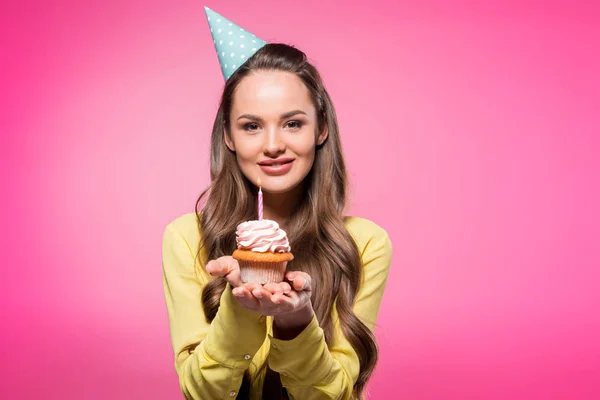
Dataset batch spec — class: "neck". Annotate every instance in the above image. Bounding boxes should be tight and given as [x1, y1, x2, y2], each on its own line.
[262, 183, 304, 229]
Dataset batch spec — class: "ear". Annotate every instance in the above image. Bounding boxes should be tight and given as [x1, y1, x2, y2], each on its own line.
[224, 129, 235, 151]
[317, 125, 329, 146]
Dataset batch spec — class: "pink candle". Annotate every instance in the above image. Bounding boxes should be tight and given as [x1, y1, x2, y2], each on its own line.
[257, 177, 263, 220]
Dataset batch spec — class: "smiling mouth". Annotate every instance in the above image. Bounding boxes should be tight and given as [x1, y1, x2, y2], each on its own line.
[257, 158, 294, 167]
[257, 159, 295, 175]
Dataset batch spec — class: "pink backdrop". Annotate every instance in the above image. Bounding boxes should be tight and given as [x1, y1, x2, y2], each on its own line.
[2, 0, 599, 399]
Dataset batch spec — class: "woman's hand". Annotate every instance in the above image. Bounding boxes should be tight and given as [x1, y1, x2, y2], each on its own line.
[247, 271, 313, 317]
[234, 270, 314, 340]
[206, 257, 313, 322]
[205, 256, 244, 287]
[269, 271, 314, 339]
[205, 256, 268, 311]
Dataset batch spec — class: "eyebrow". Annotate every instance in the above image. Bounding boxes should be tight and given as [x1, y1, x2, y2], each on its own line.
[237, 110, 307, 122]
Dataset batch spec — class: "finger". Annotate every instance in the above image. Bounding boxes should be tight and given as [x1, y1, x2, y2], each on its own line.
[279, 281, 292, 294]
[261, 289, 296, 311]
[212, 256, 237, 274]
[262, 283, 277, 294]
[206, 260, 224, 276]
[285, 271, 297, 281]
[243, 283, 263, 293]
[232, 286, 259, 307]
[251, 286, 272, 300]
[224, 267, 242, 288]
[299, 273, 312, 292]
[256, 289, 281, 312]
[263, 283, 284, 295]
[207, 257, 239, 276]
[232, 285, 248, 297]
[215, 256, 242, 287]
[285, 289, 300, 303]
[287, 272, 311, 292]
[293, 276, 306, 291]
[282, 290, 310, 310]
[271, 291, 294, 306]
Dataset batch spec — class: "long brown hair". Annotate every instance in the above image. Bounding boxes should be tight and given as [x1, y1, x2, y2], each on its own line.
[195, 43, 378, 399]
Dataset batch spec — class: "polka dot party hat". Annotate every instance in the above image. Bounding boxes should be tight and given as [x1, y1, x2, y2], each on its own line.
[204, 6, 268, 81]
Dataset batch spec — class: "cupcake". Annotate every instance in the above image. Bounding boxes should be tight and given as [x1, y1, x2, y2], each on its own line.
[232, 220, 294, 284]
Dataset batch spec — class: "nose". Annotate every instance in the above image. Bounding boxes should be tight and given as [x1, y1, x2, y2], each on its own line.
[263, 126, 286, 156]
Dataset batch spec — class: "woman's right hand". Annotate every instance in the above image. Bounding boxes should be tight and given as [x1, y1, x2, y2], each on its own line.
[205, 256, 244, 288]
[205, 256, 268, 311]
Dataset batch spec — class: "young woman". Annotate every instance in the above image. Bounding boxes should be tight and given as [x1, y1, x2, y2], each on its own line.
[162, 43, 392, 399]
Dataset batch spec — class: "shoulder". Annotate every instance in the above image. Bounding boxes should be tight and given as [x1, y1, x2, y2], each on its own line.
[344, 216, 392, 252]
[344, 216, 393, 272]
[163, 212, 202, 255]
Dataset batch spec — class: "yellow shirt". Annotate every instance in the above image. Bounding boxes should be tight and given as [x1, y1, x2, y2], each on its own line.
[162, 212, 392, 399]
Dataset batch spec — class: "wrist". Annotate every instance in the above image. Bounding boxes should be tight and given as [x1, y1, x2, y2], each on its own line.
[273, 302, 314, 340]
[223, 284, 264, 324]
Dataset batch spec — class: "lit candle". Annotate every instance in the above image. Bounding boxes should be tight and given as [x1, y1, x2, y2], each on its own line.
[257, 177, 263, 220]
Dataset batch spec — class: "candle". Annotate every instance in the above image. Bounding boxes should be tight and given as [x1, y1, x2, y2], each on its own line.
[257, 177, 263, 220]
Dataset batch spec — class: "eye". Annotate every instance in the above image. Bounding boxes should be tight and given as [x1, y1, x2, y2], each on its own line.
[243, 122, 260, 132]
[285, 120, 303, 130]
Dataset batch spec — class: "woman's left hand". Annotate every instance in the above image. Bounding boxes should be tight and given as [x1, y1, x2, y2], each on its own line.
[231, 271, 312, 317]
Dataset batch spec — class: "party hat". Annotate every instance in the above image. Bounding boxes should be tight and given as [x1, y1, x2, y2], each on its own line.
[204, 6, 268, 80]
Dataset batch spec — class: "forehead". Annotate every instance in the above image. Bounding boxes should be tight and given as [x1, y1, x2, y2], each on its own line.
[231, 70, 314, 117]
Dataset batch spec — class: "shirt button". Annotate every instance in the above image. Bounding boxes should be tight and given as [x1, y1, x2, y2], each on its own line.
[259, 316, 265, 322]
[229, 391, 236, 397]
[244, 354, 251, 360]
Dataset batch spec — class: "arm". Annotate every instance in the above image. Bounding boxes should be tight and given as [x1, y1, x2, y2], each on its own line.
[162, 224, 267, 399]
[267, 224, 393, 399]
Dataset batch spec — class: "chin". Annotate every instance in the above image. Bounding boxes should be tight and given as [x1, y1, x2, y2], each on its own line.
[262, 184, 299, 195]
[262, 178, 304, 195]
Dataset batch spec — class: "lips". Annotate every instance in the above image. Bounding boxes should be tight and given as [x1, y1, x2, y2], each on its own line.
[257, 158, 294, 175]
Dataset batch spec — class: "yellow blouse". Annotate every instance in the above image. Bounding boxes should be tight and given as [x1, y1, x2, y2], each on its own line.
[162, 212, 392, 399]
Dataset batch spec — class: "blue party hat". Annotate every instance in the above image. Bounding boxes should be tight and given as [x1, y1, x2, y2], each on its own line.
[204, 6, 268, 80]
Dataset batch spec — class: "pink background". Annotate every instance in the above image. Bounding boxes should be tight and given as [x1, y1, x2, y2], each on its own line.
[2, 0, 599, 399]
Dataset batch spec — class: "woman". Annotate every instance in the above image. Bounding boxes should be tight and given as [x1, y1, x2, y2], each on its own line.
[162, 43, 392, 399]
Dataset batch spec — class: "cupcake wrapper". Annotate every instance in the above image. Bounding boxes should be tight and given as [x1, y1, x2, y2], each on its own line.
[238, 261, 288, 284]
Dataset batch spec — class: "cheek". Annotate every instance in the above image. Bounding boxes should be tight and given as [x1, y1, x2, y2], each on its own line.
[288, 133, 317, 156]
[288, 136, 317, 171]
[233, 135, 261, 160]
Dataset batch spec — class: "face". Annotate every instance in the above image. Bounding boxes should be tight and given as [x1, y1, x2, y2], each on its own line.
[225, 70, 327, 195]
